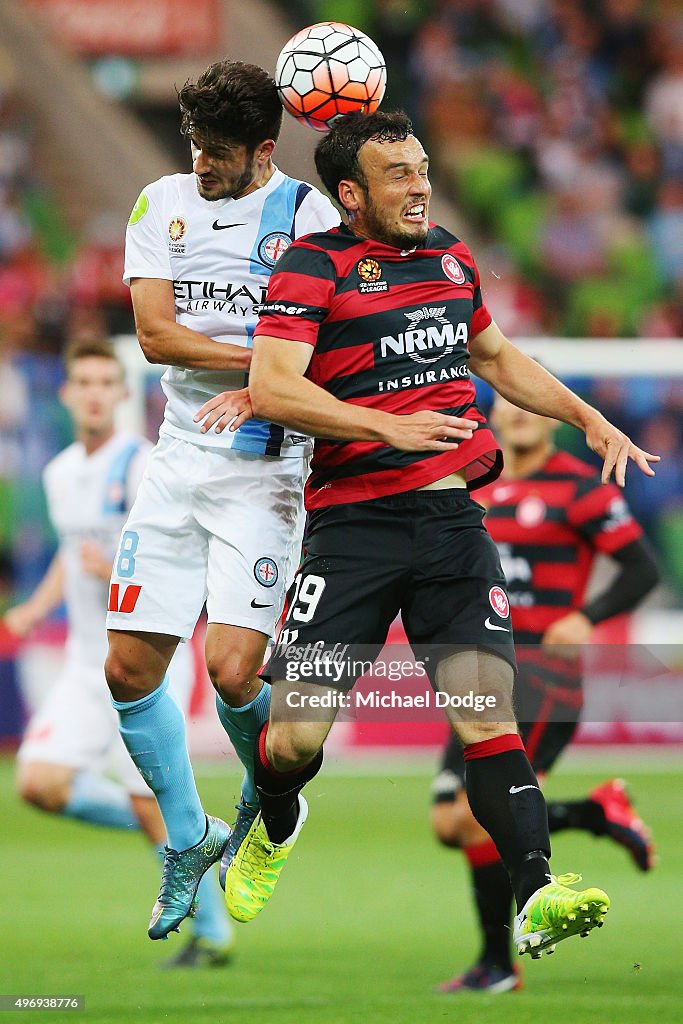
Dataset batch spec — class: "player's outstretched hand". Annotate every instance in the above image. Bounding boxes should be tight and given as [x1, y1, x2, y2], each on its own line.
[381, 411, 477, 452]
[584, 414, 660, 487]
[194, 388, 253, 434]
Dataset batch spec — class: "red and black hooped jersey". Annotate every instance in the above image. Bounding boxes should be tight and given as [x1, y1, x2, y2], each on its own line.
[478, 450, 643, 645]
[254, 223, 502, 508]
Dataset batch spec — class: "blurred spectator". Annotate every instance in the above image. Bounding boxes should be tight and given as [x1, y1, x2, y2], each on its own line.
[539, 189, 609, 283]
[69, 213, 132, 336]
[648, 178, 683, 284]
[479, 247, 547, 336]
[645, 29, 683, 176]
[622, 137, 661, 217]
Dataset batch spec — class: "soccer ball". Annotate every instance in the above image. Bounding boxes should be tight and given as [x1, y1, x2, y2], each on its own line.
[275, 22, 387, 132]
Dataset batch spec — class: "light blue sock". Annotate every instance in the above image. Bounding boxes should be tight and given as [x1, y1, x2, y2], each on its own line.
[154, 846, 232, 946]
[113, 677, 206, 851]
[63, 770, 140, 830]
[215, 681, 271, 808]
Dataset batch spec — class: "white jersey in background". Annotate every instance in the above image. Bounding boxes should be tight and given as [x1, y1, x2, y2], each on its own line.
[20, 430, 193, 791]
[43, 432, 150, 666]
[124, 168, 339, 455]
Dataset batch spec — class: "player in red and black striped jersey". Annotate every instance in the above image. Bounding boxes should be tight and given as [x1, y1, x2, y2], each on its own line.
[211, 110, 659, 953]
[432, 396, 658, 993]
[248, 218, 501, 507]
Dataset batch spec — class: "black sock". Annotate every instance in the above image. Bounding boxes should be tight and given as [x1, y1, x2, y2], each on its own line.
[253, 725, 323, 844]
[464, 739, 551, 911]
[468, 857, 513, 970]
[547, 798, 606, 835]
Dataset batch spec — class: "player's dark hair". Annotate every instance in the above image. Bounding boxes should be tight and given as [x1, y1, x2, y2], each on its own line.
[64, 338, 123, 376]
[178, 61, 283, 151]
[314, 110, 413, 203]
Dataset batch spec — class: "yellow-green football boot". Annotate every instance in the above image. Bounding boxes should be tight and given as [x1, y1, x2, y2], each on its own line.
[513, 873, 610, 958]
[224, 796, 308, 923]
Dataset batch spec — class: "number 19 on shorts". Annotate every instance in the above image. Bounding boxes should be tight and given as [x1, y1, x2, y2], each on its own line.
[289, 573, 326, 623]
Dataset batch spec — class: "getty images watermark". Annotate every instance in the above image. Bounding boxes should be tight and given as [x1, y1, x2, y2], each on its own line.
[269, 639, 500, 718]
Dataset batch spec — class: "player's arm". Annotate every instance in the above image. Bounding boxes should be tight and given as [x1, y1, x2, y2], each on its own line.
[3, 553, 65, 638]
[130, 278, 252, 371]
[248, 336, 477, 451]
[469, 320, 660, 486]
[542, 538, 659, 648]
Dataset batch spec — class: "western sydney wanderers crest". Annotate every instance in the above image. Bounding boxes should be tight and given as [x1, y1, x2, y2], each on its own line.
[357, 257, 388, 294]
[258, 232, 291, 267]
[442, 253, 466, 284]
[516, 495, 546, 528]
[489, 585, 510, 619]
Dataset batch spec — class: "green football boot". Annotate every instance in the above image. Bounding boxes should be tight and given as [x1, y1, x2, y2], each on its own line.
[148, 816, 231, 940]
[224, 796, 308, 923]
[513, 873, 610, 959]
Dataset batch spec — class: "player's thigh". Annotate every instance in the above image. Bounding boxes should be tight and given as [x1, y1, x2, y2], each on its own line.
[402, 493, 516, 736]
[403, 493, 516, 667]
[514, 658, 583, 771]
[107, 435, 209, 640]
[17, 663, 115, 772]
[200, 452, 307, 640]
[271, 501, 409, 685]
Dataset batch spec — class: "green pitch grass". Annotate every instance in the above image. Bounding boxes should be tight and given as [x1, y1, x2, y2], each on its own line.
[1, 753, 680, 1024]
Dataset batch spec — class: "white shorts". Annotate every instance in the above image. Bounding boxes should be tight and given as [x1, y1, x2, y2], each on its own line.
[106, 435, 307, 640]
[17, 645, 193, 797]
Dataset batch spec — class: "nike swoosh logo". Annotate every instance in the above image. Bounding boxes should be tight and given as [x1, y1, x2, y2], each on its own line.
[509, 785, 539, 795]
[251, 599, 273, 609]
[484, 617, 510, 632]
[212, 221, 247, 230]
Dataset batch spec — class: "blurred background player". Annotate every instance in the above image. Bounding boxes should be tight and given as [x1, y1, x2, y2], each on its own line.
[4, 339, 233, 968]
[103, 60, 339, 942]
[432, 395, 659, 994]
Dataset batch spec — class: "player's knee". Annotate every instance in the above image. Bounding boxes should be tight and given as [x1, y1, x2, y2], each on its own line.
[266, 725, 318, 773]
[431, 795, 477, 848]
[104, 649, 152, 702]
[16, 766, 69, 812]
[206, 652, 261, 705]
[453, 719, 517, 748]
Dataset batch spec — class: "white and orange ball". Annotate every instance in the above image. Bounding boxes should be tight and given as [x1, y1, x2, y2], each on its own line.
[275, 22, 387, 132]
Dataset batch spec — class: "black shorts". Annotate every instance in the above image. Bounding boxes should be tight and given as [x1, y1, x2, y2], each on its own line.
[271, 489, 516, 689]
[432, 660, 583, 803]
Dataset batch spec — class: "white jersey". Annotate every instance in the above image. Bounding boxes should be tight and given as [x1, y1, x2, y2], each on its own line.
[43, 433, 151, 667]
[124, 167, 339, 456]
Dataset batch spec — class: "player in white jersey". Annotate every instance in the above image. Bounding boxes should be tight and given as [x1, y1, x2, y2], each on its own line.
[6, 340, 234, 967]
[103, 60, 339, 941]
